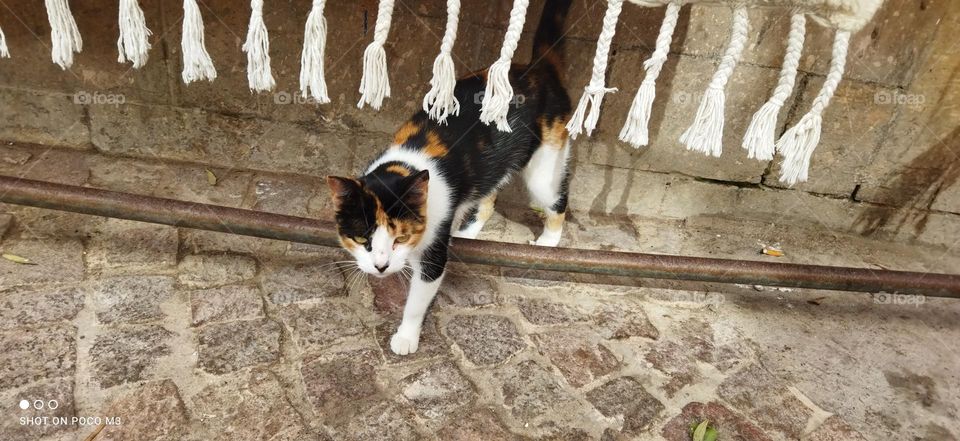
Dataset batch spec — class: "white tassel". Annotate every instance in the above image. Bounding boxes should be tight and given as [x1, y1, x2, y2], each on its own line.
[479, 0, 530, 132]
[566, 0, 623, 139]
[423, 0, 461, 124]
[619, 1, 680, 148]
[358, 0, 395, 110]
[778, 29, 850, 186]
[45, 0, 82, 69]
[243, 0, 275, 92]
[117, 0, 152, 68]
[679, 6, 749, 157]
[181, 0, 216, 83]
[742, 13, 805, 160]
[299, 0, 330, 103]
[0, 26, 10, 58]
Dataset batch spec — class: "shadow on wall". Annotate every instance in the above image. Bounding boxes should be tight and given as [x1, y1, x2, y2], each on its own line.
[855, 125, 960, 237]
[584, 7, 692, 217]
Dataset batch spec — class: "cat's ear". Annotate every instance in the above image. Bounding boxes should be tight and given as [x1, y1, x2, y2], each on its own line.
[326, 176, 361, 209]
[402, 169, 430, 208]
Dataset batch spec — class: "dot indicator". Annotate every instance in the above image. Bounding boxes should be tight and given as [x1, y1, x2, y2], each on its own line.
[18, 399, 29, 410]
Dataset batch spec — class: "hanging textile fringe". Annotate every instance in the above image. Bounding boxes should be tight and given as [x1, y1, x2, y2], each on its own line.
[479, 0, 530, 132]
[181, 0, 216, 83]
[45, 0, 82, 69]
[358, 0, 395, 110]
[567, 0, 623, 139]
[777, 29, 849, 186]
[117, 0, 152, 68]
[679, 5, 748, 157]
[243, 0, 275, 92]
[618, 1, 681, 148]
[300, 0, 330, 103]
[423, 0, 461, 124]
[0, 26, 9, 58]
[742, 13, 805, 160]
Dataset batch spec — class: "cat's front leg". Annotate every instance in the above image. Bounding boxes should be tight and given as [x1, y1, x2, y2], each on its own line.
[390, 240, 448, 355]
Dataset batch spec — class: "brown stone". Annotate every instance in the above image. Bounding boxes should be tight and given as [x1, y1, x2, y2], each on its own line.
[717, 364, 814, 439]
[261, 258, 348, 304]
[436, 408, 526, 441]
[591, 303, 660, 340]
[661, 401, 772, 441]
[437, 272, 498, 307]
[0, 88, 90, 149]
[198, 318, 282, 374]
[369, 273, 408, 315]
[301, 349, 382, 420]
[99, 380, 188, 441]
[193, 368, 320, 441]
[190, 285, 264, 326]
[0, 326, 76, 390]
[497, 360, 577, 421]
[586, 377, 664, 435]
[86, 219, 178, 272]
[342, 400, 423, 441]
[533, 330, 620, 388]
[806, 416, 870, 441]
[0, 286, 84, 330]
[0, 239, 85, 288]
[90, 325, 171, 388]
[445, 315, 526, 366]
[280, 301, 365, 355]
[644, 340, 702, 397]
[91, 275, 175, 324]
[178, 254, 258, 288]
[516, 298, 586, 326]
[399, 361, 475, 426]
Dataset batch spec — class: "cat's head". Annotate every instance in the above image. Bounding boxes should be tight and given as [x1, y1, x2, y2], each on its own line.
[326, 169, 429, 277]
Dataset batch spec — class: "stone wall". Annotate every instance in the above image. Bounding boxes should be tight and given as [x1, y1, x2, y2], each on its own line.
[0, 0, 957, 248]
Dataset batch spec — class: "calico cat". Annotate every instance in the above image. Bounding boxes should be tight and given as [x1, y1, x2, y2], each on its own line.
[326, 0, 573, 355]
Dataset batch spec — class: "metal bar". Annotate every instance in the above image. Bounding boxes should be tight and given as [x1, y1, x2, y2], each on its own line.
[1, 175, 958, 298]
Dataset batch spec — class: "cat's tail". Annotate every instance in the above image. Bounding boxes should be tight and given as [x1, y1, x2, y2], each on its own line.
[531, 0, 573, 75]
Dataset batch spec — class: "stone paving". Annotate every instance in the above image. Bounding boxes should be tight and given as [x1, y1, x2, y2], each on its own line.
[1, 144, 959, 440]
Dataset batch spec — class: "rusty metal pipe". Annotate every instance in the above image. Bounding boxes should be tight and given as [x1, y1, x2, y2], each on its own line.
[1, 175, 958, 298]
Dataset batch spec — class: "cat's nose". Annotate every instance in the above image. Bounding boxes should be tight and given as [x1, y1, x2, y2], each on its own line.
[375, 264, 388, 273]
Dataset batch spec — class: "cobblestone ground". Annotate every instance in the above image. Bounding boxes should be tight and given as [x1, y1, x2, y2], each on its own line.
[1, 145, 959, 440]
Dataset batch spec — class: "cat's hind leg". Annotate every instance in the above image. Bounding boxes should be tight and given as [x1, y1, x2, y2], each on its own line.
[451, 193, 497, 239]
[523, 138, 570, 247]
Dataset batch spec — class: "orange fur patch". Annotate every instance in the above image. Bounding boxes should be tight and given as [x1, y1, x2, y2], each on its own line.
[393, 121, 422, 146]
[545, 211, 565, 232]
[423, 131, 449, 158]
[539, 116, 568, 149]
[385, 164, 411, 176]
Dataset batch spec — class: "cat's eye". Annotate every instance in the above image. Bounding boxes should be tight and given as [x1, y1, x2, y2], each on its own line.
[395, 235, 411, 243]
[352, 236, 368, 244]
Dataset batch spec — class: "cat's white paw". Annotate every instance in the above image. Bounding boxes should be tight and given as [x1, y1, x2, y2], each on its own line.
[533, 231, 561, 247]
[390, 330, 421, 355]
